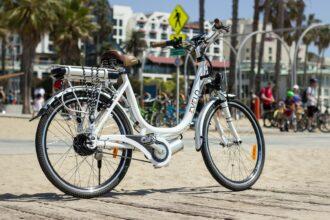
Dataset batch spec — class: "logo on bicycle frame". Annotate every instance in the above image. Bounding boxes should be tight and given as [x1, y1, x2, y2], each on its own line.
[189, 89, 200, 113]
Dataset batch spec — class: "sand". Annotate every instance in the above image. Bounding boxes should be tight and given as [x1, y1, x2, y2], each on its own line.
[0, 117, 329, 219]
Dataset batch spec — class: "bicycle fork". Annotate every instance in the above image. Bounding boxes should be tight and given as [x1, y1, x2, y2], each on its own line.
[215, 100, 241, 145]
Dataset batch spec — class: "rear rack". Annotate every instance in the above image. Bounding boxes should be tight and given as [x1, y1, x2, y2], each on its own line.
[50, 65, 122, 82]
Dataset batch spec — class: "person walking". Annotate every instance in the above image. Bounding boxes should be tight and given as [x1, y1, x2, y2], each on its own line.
[260, 81, 275, 113]
[32, 87, 45, 117]
[306, 78, 318, 132]
[0, 86, 6, 114]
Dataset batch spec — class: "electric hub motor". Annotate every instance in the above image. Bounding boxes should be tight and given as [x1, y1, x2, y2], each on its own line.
[73, 134, 96, 156]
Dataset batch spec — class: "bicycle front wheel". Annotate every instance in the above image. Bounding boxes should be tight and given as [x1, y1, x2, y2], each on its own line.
[201, 100, 265, 191]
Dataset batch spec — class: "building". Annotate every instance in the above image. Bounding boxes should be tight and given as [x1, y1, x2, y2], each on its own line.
[112, 5, 133, 46]
[0, 4, 329, 106]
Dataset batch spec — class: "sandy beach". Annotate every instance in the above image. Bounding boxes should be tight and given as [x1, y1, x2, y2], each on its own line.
[0, 117, 330, 219]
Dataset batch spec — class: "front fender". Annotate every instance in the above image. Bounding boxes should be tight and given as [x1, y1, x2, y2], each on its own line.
[194, 98, 219, 151]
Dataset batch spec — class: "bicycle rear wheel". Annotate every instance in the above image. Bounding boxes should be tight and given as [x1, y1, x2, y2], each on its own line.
[201, 100, 265, 191]
[36, 91, 132, 198]
[318, 113, 330, 133]
[263, 111, 275, 128]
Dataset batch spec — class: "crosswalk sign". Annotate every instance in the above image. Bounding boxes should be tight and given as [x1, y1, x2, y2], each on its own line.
[169, 33, 187, 41]
[168, 5, 189, 34]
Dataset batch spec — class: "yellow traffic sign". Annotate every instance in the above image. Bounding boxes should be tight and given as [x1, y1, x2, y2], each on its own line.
[169, 33, 187, 41]
[168, 5, 189, 34]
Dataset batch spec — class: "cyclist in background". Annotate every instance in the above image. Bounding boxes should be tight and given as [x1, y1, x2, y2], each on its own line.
[306, 78, 318, 132]
[293, 84, 302, 105]
[292, 84, 304, 125]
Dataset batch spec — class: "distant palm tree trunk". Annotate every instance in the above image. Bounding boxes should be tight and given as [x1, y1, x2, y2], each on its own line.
[317, 50, 325, 107]
[274, 0, 284, 100]
[21, 35, 38, 114]
[303, 44, 309, 87]
[1, 37, 6, 74]
[250, 0, 260, 92]
[294, 0, 305, 87]
[294, 0, 305, 43]
[229, 0, 239, 94]
[256, 0, 270, 93]
[199, 0, 205, 34]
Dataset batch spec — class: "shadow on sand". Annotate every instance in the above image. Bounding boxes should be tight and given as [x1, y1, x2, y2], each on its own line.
[0, 185, 233, 201]
[0, 193, 77, 202]
[106, 185, 231, 197]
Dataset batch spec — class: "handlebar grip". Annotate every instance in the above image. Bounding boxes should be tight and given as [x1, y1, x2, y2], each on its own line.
[213, 18, 230, 33]
[150, 41, 168, 48]
[214, 18, 222, 29]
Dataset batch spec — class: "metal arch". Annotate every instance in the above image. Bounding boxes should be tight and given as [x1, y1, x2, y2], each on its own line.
[235, 30, 292, 99]
[183, 37, 238, 98]
[221, 37, 238, 58]
[292, 23, 330, 86]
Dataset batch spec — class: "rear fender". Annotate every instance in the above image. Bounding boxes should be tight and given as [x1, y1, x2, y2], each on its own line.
[30, 86, 128, 128]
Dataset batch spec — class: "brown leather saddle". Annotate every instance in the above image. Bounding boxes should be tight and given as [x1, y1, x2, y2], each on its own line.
[101, 50, 140, 67]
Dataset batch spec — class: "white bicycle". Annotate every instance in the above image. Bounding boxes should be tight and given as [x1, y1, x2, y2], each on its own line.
[33, 19, 265, 198]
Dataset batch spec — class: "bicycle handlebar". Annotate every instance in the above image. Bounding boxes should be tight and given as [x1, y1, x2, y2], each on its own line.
[150, 38, 182, 48]
[150, 18, 230, 49]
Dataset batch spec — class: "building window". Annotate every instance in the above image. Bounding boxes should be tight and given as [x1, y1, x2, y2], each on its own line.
[48, 44, 54, 52]
[324, 89, 329, 96]
[113, 19, 117, 25]
[149, 32, 156, 39]
[269, 56, 272, 62]
[161, 24, 168, 31]
[246, 48, 250, 53]
[119, 19, 123, 26]
[193, 29, 199, 34]
[151, 23, 156, 29]
[161, 33, 167, 40]
[113, 29, 117, 35]
[214, 48, 219, 54]
[138, 23, 144, 29]
[119, 29, 123, 36]
[268, 47, 272, 54]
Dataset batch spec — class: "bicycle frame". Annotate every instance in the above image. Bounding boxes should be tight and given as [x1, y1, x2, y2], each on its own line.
[94, 60, 209, 137]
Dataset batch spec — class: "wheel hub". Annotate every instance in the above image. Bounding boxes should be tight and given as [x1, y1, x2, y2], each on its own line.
[73, 134, 96, 156]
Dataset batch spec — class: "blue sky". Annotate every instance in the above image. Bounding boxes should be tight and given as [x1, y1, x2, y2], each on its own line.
[109, 0, 330, 56]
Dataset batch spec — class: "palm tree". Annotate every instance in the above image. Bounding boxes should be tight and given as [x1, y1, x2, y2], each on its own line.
[256, 0, 270, 93]
[4, 0, 61, 114]
[302, 14, 320, 87]
[250, 0, 260, 92]
[124, 31, 147, 76]
[274, 0, 285, 99]
[53, 0, 98, 65]
[90, 0, 112, 64]
[0, 17, 7, 75]
[293, 0, 305, 43]
[229, 0, 239, 94]
[199, 0, 205, 34]
[124, 31, 147, 57]
[315, 27, 330, 106]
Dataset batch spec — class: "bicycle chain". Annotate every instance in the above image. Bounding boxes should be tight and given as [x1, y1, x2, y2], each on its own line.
[82, 66, 101, 123]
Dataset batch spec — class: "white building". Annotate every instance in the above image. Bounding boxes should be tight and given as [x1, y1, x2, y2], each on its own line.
[125, 9, 223, 61]
[112, 5, 133, 45]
